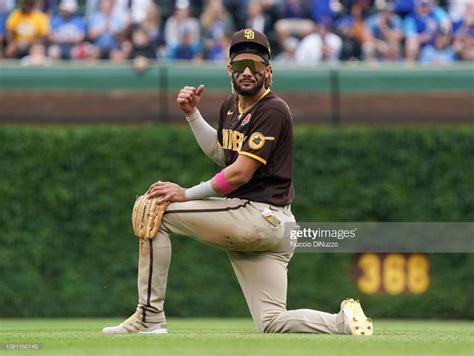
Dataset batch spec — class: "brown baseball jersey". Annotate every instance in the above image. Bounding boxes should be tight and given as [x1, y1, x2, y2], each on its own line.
[217, 89, 295, 206]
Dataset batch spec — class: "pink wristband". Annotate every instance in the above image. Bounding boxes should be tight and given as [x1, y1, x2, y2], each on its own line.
[214, 171, 236, 194]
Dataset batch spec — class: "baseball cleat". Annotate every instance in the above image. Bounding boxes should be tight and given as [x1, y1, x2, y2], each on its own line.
[102, 314, 168, 335]
[340, 298, 373, 336]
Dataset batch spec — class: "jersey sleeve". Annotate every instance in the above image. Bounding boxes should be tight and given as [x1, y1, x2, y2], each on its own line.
[39, 13, 49, 37]
[5, 10, 19, 31]
[239, 107, 288, 165]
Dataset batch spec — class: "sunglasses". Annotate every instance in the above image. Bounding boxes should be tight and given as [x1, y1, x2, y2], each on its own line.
[230, 59, 267, 74]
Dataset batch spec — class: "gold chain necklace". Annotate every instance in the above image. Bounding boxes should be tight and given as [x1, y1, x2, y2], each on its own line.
[238, 88, 271, 114]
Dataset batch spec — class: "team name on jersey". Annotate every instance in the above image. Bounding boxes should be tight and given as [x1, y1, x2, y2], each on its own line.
[222, 129, 246, 152]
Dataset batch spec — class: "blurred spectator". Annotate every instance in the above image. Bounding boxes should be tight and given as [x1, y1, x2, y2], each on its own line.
[88, 0, 126, 59]
[453, 1, 474, 31]
[341, 0, 374, 18]
[295, 21, 342, 63]
[454, 27, 474, 59]
[201, 0, 234, 38]
[5, 0, 49, 58]
[274, 35, 299, 62]
[115, 0, 151, 25]
[335, 6, 371, 60]
[36, 0, 56, 15]
[1, 0, 13, 11]
[166, 28, 203, 60]
[0, 0, 469, 64]
[223, 0, 250, 29]
[275, 0, 314, 42]
[277, 0, 312, 18]
[48, 0, 87, 60]
[245, 0, 271, 34]
[107, 24, 157, 62]
[200, 0, 234, 60]
[205, 31, 231, 60]
[127, 19, 159, 72]
[86, 0, 102, 21]
[365, 1, 403, 61]
[392, 0, 415, 17]
[164, 0, 200, 48]
[140, 2, 161, 51]
[129, 25, 157, 59]
[310, 0, 336, 23]
[419, 26, 456, 63]
[453, 2, 474, 59]
[20, 40, 51, 65]
[404, 0, 451, 61]
[107, 1, 162, 62]
[0, 0, 12, 56]
[86, 0, 151, 26]
[449, 0, 472, 23]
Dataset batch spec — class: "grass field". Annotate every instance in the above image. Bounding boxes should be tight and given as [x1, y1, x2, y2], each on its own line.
[1, 318, 473, 356]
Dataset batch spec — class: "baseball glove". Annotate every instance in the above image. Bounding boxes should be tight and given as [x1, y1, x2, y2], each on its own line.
[132, 194, 170, 240]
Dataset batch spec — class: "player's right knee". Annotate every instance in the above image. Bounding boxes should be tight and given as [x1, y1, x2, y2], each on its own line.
[260, 312, 281, 333]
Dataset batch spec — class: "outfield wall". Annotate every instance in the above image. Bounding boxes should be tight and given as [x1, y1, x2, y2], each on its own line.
[0, 126, 473, 318]
[0, 62, 472, 124]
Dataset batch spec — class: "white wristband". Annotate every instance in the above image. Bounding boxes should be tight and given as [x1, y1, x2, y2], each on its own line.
[184, 180, 219, 201]
[185, 108, 200, 123]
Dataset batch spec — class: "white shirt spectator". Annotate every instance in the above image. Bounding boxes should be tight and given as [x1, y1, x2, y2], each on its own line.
[245, 2, 266, 33]
[449, 0, 473, 23]
[164, 3, 200, 47]
[86, 0, 151, 24]
[114, 0, 151, 24]
[295, 31, 342, 64]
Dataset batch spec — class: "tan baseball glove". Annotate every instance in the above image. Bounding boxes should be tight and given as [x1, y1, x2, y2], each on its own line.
[132, 194, 170, 240]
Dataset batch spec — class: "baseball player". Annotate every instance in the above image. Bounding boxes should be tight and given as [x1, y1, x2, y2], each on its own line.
[103, 29, 373, 336]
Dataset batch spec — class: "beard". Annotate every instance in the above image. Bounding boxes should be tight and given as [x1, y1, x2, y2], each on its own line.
[232, 73, 265, 97]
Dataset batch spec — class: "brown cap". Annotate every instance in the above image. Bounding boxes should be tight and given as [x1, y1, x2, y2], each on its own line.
[229, 29, 271, 62]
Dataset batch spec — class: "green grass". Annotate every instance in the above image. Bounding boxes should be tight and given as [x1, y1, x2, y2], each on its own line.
[0, 318, 473, 356]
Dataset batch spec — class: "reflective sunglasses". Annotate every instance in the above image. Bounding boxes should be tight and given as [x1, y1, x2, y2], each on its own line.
[230, 59, 267, 74]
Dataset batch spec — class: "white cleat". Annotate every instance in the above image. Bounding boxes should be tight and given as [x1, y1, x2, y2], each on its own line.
[102, 314, 168, 335]
[340, 298, 373, 336]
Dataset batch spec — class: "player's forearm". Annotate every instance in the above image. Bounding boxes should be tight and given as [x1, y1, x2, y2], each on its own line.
[186, 109, 225, 166]
[216, 164, 252, 188]
[184, 168, 248, 201]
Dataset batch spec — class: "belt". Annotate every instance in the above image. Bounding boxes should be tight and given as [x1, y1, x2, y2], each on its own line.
[251, 201, 291, 213]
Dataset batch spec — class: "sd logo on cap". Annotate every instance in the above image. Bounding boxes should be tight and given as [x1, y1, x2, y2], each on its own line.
[244, 29, 255, 40]
[229, 29, 271, 62]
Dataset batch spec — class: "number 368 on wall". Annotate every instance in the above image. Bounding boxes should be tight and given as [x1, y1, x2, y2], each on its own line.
[355, 253, 430, 295]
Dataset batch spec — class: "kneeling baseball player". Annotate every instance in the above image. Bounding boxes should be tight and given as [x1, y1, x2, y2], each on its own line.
[103, 29, 373, 336]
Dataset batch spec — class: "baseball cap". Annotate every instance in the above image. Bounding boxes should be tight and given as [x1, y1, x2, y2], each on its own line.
[229, 29, 271, 62]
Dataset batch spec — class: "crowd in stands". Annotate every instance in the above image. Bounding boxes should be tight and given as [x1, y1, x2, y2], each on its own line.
[0, 0, 472, 66]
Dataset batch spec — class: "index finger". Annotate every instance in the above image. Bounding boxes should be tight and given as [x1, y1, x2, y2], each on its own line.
[146, 181, 165, 193]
